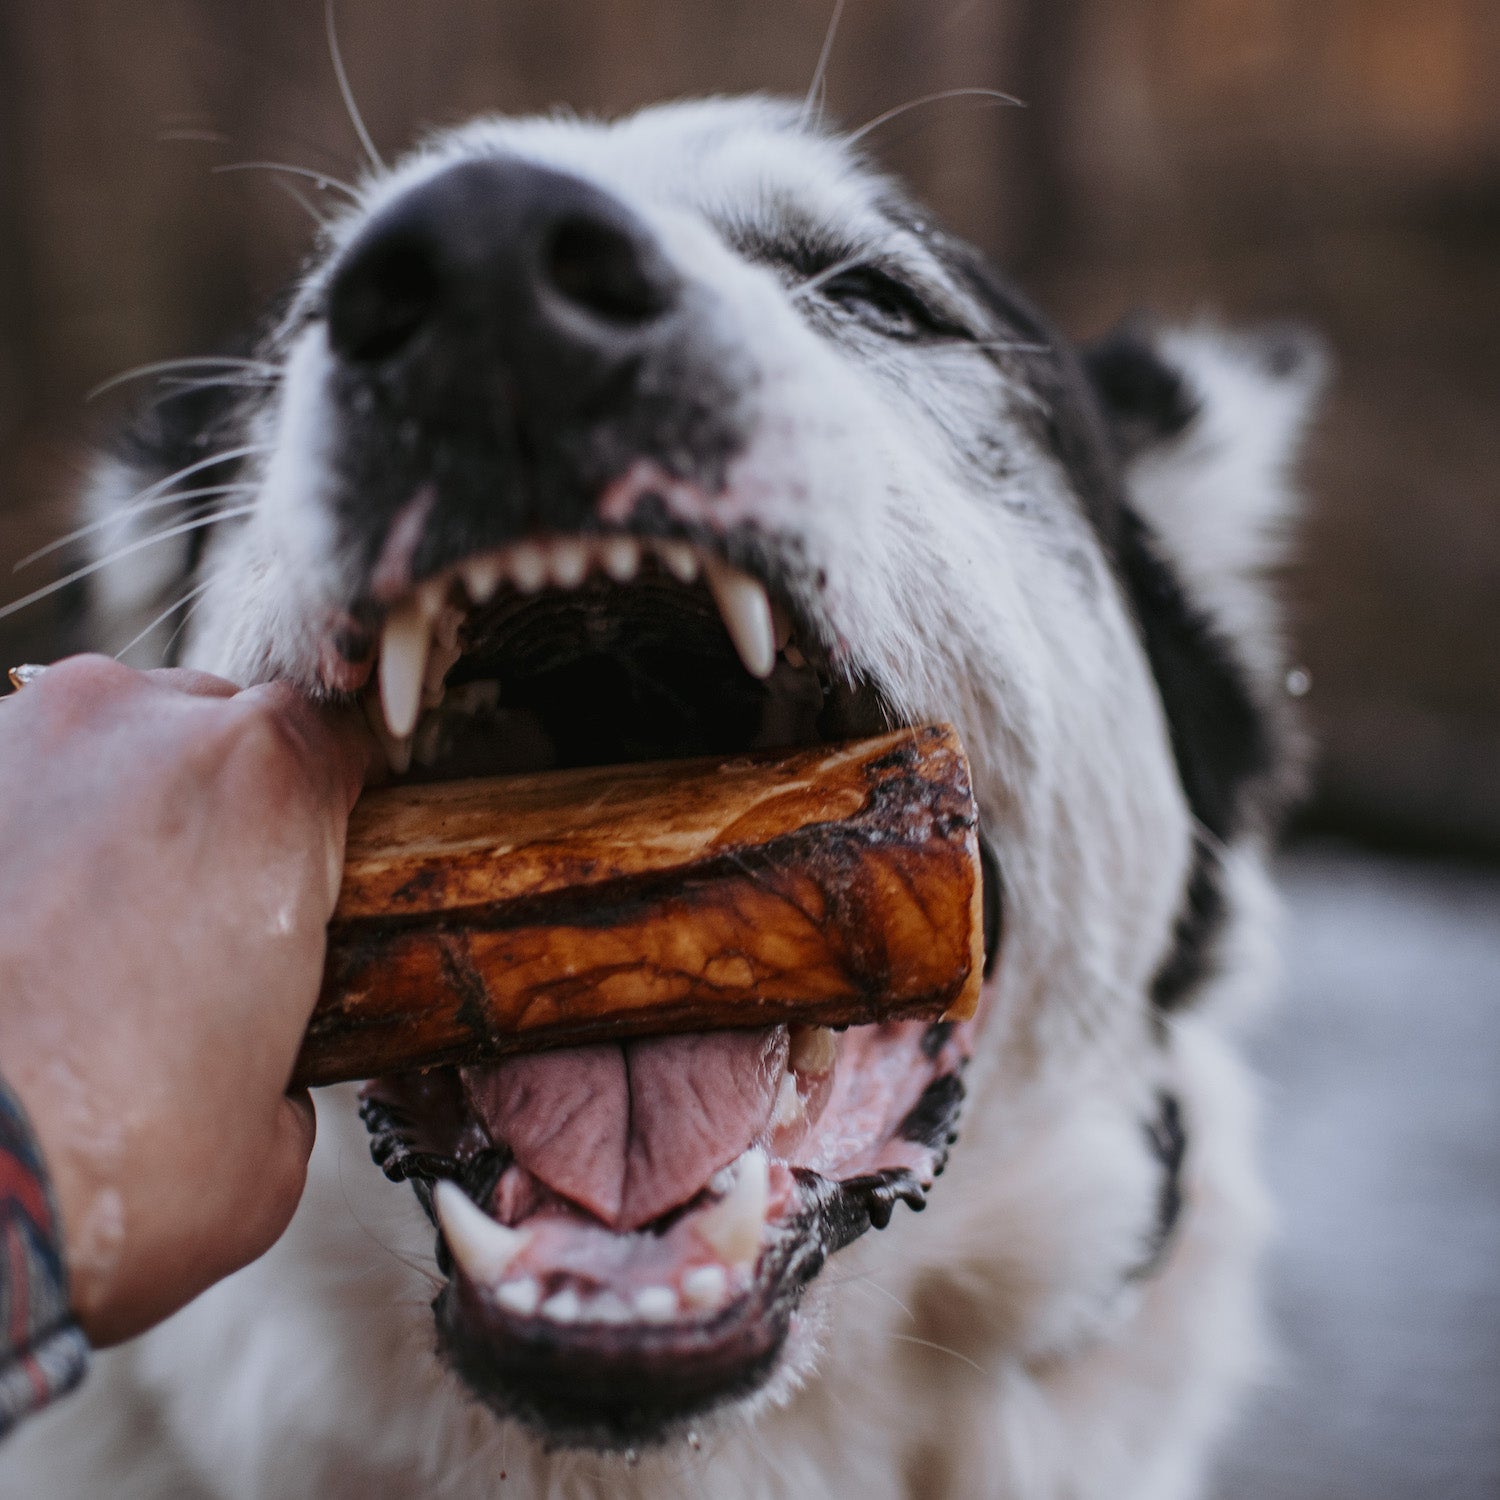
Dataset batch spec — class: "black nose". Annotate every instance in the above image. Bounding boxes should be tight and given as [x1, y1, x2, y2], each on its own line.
[326, 158, 680, 411]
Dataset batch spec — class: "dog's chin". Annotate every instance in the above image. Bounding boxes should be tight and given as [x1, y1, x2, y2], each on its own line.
[342, 533, 980, 1450]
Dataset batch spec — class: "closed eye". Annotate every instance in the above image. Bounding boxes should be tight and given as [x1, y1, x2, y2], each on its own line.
[817, 264, 967, 342]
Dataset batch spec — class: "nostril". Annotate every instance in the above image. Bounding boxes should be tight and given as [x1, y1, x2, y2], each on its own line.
[328, 233, 442, 365]
[542, 215, 674, 326]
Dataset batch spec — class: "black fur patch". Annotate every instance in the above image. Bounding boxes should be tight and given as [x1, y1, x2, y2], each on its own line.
[109, 369, 253, 578]
[1081, 323, 1199, 458]
[1113, 506, 1274, 845]
[923, 231, 1278, 1010]
[1150, 837, 1227, 1013]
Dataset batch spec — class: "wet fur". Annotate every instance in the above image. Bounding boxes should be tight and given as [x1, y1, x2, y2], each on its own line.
[2, 98, 1323, 1499]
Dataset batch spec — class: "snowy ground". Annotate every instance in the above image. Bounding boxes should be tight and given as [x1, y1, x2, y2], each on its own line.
[1215, 845, 1500, 1499]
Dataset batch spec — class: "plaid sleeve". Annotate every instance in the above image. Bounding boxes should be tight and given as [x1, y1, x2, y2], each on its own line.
[0, 1077, 89, 1438]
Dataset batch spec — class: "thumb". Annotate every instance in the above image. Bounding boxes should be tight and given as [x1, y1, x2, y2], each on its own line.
[238, 1092, 319, 1269]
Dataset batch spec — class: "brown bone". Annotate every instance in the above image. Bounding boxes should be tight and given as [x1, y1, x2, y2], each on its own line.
[293, 723, 984, 1088]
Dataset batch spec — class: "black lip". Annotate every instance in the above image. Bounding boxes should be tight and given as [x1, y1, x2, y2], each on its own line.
[360, 1057, 967, 1449]
[429, 1159, 950, 1450]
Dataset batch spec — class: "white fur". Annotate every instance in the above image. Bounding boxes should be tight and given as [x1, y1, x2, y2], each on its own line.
[2, 98, 1319, 1499]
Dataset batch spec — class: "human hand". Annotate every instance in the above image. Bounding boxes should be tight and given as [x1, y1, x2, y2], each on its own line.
[0, 656, 375, 1345]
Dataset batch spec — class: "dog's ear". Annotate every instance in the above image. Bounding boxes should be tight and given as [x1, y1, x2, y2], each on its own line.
[1084, 320, 1328, 687]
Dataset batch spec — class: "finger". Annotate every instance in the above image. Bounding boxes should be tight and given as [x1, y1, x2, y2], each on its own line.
[237, 1094, 319, 1267]
[237, 681, 381, 812]
[143, 666, 241, 699]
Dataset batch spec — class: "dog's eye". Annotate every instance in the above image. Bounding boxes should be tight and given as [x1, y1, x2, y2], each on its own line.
[820, 266, 945, 340]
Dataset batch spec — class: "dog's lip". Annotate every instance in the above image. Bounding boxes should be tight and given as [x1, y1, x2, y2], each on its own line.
[428, 1110, 964, 1448]
[355, 1015, 975, 1446]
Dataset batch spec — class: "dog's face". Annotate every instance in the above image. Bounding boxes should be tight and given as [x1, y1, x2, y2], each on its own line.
[87, 97, 1317, 1455]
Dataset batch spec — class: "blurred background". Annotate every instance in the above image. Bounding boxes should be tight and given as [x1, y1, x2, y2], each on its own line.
[0, 2, 1495, 1495]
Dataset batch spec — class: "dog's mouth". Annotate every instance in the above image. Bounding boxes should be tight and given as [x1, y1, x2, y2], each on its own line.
[337, 524, 982, 1448]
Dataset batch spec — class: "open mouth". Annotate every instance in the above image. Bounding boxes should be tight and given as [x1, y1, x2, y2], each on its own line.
[337, 526, 984, 1448]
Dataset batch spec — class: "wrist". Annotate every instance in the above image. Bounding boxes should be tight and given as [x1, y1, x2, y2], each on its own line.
[0, 1073, 91, 1430]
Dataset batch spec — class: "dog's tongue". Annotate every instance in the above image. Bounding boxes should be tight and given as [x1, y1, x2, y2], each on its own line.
[462, 1029, 788, 1232]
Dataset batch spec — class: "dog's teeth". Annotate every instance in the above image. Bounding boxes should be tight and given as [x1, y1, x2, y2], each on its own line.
[433, 1182, 529, 1286]
[361, 693, 413, 776]
[789, 1025, 838, 1078]
[540, 1287, 582, 1324]
[548, 538, 590, 589]
[697, 1148, 768, 1266]
[509, 542, 547, 594]
[462, 556, 502, 604]
[495, 1277, 541, 1316]
[412, 713, 447, 768]
[585, 1292, 633, 1325]
[769, 1070, 804, 1131]
[705, 561, 775, 679]
[682, 1264, 729, 1312]
[416, 576, 450, 621]
[633, 1286, 678, 1323]
[602, 536, 641, 582]
[378, 604, 430, 740]
[422, 609, 465, 709]
[658, 540, 699, 583]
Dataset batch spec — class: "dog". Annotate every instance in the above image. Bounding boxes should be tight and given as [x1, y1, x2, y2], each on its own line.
[2, 95, 1323, 1499]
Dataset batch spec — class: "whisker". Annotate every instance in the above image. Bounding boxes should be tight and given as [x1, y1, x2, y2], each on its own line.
[16, 484, 257, 572]
[211, 161, 360, 201]
[788, 253, 866, 303]
[15, 446, 268, 570]
[154, 375, 277, 393]
[87, 357, 278, 403]
[113, 574, 219, 663]
[0, 507, 256, 625]
[160, 586, 215, 663]
[157, 127, 232, 146]
[272, 175, 332, 228]
[326, 0, 385, 173]
[801, 0, 848, 127]
[967, 338, 1051, 354]
[887, 1332, 988, 1375]
[845, 87, 1025, 148]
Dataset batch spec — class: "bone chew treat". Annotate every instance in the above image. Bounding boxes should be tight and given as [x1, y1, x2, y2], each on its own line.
[293, 723, 984, 1089]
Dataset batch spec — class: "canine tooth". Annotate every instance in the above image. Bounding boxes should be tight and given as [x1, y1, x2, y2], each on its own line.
[705, 560, 775, 679]
[547, 538, 590, 588]
[378, 604, 431, 740]
[416, 576, 449, 621]
[697, 1148, 768, 1266]
[633, 1286, 678, 1323]
[461, 556, 502, 604]
[789, 1025, 837, 1078]
[412, 714, 447, 768]
[602, 536, 640, 582]
[657, 540, 699, 583]
[496, 1278, 541, 1316]
[682, 1265, 729, 1311]
[361, 692, 413, 776]
[433, 1181, 529, 1286]
[769, 1070, 804, 1132]
[541, 1287, 582, 1324]
[421, 613, 464, 709]
[508, 542, 547, 594]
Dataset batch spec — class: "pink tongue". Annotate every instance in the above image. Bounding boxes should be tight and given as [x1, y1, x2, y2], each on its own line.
[462, 1030, 788, 1232]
